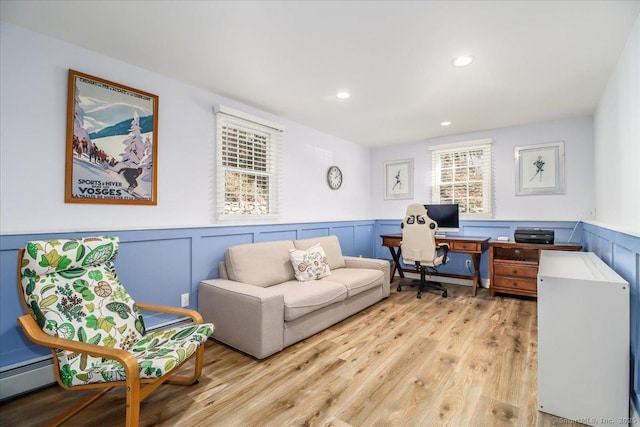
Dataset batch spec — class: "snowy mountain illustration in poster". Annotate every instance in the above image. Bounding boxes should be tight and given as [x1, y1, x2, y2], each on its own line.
[65, 70, 158, 204]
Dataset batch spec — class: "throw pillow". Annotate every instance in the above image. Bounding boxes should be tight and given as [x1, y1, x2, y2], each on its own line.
[288, 244, 331, 281]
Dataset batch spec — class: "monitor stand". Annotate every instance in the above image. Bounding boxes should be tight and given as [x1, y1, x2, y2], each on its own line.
[435, 233, 447, 239]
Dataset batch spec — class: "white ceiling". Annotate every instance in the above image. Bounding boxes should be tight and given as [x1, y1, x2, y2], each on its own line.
[2, 1, 639, 147]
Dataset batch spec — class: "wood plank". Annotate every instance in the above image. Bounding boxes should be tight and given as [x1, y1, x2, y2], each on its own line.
[0, 282, 589, 427]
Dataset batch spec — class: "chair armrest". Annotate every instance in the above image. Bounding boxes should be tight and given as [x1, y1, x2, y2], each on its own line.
[17, 314, 139, 377]
[136, 302, 204, 324]
[198, 279, 285, 359]
[436, 243, 450, 264]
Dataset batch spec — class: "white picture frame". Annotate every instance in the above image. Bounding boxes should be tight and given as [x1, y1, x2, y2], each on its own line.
[514, 141, 565, 196]
[384, 159, 414, 200]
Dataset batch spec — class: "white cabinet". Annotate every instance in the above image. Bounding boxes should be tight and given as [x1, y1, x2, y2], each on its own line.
[537, 250, 629, 427]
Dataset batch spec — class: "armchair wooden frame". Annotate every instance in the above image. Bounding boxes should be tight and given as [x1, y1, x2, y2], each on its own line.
[16, 248, 208, 426]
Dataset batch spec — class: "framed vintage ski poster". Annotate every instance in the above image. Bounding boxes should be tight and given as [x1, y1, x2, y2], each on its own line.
[65, 69, 158, 205]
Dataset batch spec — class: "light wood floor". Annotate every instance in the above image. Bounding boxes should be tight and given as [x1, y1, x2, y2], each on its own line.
[1, 281, 585, 427]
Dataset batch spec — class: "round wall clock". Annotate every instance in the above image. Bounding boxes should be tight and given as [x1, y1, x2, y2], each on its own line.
[327, 166, 343, 190]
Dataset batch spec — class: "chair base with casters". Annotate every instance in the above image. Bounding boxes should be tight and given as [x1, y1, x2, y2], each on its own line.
[396, 261, 448, 298]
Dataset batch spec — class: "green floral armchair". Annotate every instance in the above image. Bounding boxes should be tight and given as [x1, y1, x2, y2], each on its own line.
[16, 236, 214, 426]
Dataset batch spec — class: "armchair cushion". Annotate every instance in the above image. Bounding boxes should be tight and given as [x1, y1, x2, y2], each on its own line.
[20, 237, 145, 361]
[60, 323, 213, 386]
[24, 236, 119, 275]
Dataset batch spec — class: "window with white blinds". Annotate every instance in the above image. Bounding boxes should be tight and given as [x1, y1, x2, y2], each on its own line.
[215, 106, 283, 220]
[429, 139, 493, 218]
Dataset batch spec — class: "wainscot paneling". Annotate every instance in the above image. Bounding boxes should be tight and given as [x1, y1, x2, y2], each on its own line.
[582, 222, 640, 414]
[0, 221, 375, 373]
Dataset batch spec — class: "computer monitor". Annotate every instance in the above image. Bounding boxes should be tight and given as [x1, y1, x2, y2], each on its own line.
[423, 203, 460, 235]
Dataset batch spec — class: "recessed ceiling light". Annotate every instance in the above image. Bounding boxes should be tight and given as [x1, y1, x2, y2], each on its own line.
[441, 121, 452, 126]
[451, 56, 473, 67]
[336, 91, 350, 99]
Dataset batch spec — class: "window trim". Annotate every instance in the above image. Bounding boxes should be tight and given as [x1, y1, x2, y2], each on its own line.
[214, 106, 283, 222]
[214, 105, 284, 132]
[429, 138, 493, 220]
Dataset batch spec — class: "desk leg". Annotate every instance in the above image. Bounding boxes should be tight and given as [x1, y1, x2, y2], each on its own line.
[386, 245, 405, 279]
[471, 253, 481, 296]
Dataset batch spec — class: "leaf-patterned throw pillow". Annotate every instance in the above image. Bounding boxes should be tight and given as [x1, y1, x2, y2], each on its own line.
[288, 244, 331, 281]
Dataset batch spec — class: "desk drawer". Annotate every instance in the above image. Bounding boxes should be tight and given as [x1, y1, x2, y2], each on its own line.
[493, 263, 538, 278]
[493, 276, 537, 291]
[449, 241, 480, 252]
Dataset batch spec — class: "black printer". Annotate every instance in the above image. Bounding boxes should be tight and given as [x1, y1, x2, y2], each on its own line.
[514, 228, 555, 244]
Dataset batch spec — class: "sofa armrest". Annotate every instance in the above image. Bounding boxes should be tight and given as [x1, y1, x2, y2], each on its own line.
[198, 279, 285, 359]
[343, 256, 391, 297]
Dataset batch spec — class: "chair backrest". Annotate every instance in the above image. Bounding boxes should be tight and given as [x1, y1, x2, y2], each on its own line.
[18, 236, 146, 363]
[401, 203, 439, 266]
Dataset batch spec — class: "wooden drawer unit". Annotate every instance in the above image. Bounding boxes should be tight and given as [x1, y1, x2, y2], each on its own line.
[493, 274, 538, 292]
[448, 240, 482, 252]
[489, 241, 581, 298]
[493, 263, 538, 279]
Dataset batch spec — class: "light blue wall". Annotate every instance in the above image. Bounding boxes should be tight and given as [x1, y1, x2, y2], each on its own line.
[371, 116, 595, 222]
[582, 223, 640, 412]
[0, 22, 374, 235]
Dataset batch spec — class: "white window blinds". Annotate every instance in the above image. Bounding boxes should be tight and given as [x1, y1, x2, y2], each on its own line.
[215, 106, 283, 220]
[429, 139, 493, 217]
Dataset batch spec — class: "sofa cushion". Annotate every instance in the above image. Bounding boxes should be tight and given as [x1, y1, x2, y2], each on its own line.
[288, 244, 331, 281]
[294, 235, 346, 270]
[271, 280, 347, 321]
[225, 240, 296, 287]
[320, 268, 383, 298]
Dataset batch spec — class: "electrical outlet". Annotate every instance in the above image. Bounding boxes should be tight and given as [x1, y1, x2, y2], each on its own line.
[465, 260, 472, 269]
[181, 293, 189, 307]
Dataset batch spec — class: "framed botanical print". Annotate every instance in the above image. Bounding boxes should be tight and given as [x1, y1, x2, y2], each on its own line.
[65, 70, 158, 205]
[514, 141, 565, 196]
[384, 159, 414, 200]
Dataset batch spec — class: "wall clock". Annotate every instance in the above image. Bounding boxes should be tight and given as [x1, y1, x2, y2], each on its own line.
[327, 166, 343, 190]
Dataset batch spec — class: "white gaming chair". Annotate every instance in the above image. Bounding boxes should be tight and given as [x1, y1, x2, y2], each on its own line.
[400, 203, 450, 298]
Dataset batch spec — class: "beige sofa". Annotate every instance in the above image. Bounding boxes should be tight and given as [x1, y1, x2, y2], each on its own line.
[199, 235, 390, 359]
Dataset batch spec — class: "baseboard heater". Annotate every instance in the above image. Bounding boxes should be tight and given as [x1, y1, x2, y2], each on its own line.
[0, 316, 192, 401]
